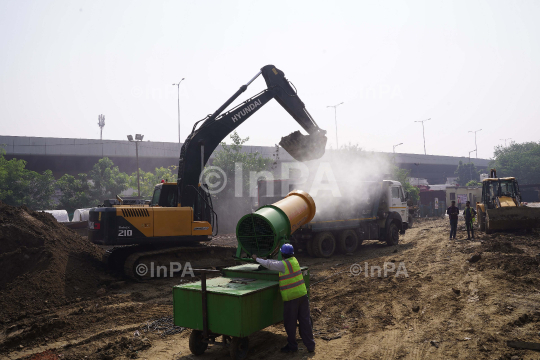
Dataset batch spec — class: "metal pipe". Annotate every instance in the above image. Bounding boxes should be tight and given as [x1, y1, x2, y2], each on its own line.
[245, 70, 262, 86]
[201, 272, 208, 338]
[208, 70, 262, 121]
[136, 141, 140, 197]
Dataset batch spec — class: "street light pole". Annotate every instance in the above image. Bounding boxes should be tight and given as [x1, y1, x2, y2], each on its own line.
[128, 134, 144, 197]
[393, 142, 403, 153]
[172, 78, 185, 145]
[414, 118, 431, 155]
[469, 149, 476, 182]
[327, 102, 344, 149]
[135, 141, 140, 197]
[500, 138, 512, 147]
[468, 129, 482, 158]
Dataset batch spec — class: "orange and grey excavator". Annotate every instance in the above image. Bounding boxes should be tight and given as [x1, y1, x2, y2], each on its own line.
[88, 65, 327, 277]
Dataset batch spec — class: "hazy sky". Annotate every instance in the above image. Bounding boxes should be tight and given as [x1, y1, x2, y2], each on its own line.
[1, 0, 539, 159]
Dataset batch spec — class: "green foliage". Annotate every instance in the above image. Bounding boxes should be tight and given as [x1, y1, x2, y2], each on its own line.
[465, 180, 481, 187]
[130, 166, 178, 198]
[490, 142, 540, 184]
[56, 173, 95, 213]
[392, 165, 419, 203]
[455, 160, 479, 185]
[211, 132, 272, 197]
[0, 150, 56, 209]
[88, 157, 130, 201]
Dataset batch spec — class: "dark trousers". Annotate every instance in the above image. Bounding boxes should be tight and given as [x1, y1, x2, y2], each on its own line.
[466, 220, 474, 238]
[283, 295, 315, 351]
[449, 219, 457, 239]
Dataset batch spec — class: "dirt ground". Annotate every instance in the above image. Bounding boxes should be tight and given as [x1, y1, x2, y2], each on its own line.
[2, 217, 540, 360]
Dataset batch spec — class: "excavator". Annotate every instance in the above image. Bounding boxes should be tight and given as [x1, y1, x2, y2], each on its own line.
[88, 65, 327, 278]
[477, 169, 540, 233]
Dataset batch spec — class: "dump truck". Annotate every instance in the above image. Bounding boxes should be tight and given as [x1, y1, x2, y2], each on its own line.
[255, 179, 410, 257]
[477, 169, 540, 233]
[88, 65, 327, 277]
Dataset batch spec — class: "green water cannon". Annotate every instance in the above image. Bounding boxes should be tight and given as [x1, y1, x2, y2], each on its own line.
[235, 190, 316, 261]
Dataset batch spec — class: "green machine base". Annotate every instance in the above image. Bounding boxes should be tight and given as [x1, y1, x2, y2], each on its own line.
[173, 264, 310, 338]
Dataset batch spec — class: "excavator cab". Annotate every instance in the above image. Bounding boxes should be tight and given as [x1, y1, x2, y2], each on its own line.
[150, 183, 178, 207]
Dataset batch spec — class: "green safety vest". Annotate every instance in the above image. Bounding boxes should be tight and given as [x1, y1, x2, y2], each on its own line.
[279, 257, 307, 302]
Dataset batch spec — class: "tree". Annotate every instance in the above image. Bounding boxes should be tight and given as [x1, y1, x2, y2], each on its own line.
[211, 132, 273, 198]
[0, 150, 55, 209]
[392, 166, 420, 203]
[56, 173, 95, 213]
[89, 157, 130, 201]
[455, 160, 479, 185]
[129, 166, 178, 198]
[490, 142, 540, 184]
[466, 180, 481, 187]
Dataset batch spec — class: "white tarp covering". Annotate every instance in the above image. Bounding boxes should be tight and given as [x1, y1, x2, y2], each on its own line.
[72, 208, 92, 222]
[39, 210, 69, 222]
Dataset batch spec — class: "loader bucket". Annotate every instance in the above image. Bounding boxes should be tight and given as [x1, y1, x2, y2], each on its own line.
[486, 206, 540, 231]
[280, 131, 327, 161]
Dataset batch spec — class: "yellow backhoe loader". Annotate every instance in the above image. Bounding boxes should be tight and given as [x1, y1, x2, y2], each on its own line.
[477, 169, 540, 233]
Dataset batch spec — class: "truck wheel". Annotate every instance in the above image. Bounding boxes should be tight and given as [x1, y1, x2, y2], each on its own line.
[312, 232, 336, 258]
[386, 223, 399, 246]
[230, 337, 249, 360]
[338, 230, 359, 254]
[189, 330, 208, 355]
[306, 240, 314, 257]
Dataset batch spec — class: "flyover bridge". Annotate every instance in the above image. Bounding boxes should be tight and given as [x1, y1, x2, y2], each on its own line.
[0, 135, 490, 184]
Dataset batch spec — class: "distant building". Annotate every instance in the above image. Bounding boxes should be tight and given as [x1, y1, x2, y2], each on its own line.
[446, 186, 482, 210]
[446, 177, 459, 186]
[408, 177, 429, 186]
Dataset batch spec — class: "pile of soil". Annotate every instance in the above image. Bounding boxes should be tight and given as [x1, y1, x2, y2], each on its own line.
[0, 203, 107, 323]
[482, 240, 524, 254]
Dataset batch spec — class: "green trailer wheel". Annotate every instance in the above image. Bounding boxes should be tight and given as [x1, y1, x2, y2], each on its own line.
[230, 337, 249, 360]
[189, 330, 208, 355]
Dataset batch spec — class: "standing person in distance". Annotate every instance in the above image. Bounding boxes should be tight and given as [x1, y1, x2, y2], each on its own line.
[463, 201, 477, 240]
[252, 244, 315, 353]
[447, 200, 459, 239]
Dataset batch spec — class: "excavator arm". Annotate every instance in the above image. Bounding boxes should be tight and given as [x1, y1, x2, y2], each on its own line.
[177, 65, 327, 213]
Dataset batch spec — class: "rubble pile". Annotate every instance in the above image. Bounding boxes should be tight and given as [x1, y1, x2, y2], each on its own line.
[0, 203, 106, 322]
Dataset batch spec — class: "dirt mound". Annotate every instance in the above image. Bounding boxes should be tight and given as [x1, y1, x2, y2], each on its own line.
[0, 203, 107, 323]
[482, 240, 524, 254]
[477, 253, 539, 277]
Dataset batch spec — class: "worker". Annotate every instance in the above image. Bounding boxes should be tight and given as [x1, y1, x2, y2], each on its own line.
[463, 201, 477, 240]
[252, 244, 315, 353]
[447, 200, 459, 240]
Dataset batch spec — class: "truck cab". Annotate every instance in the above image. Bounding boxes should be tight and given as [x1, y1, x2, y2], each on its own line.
[381, 180, 409, 231]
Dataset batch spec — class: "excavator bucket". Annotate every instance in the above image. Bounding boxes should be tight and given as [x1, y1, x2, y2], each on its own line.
[280, 131, 327, 161]
[486, 206, 540, 232]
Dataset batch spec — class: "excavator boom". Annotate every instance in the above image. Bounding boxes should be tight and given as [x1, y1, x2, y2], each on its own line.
[177, 65, 327, 211]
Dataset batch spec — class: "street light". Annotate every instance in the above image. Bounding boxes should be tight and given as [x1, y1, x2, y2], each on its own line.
[327, 102, 344, 149]
[393, 143, 403, 153]
[469, 149, 476, 182]
[128, 134, 144, 197]
[468, 129, 482, 158]
[414, 118, 431, 155]
[500, 138, 512, 147]
[172, 78, 185, 145]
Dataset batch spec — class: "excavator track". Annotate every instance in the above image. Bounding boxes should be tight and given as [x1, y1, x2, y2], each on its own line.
[105, 244, 237, 280]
